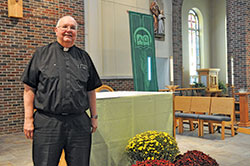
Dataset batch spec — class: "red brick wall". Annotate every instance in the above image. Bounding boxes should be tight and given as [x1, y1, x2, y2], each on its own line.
[172, 0, 184, 87]
[0, 0, 85, 135]
[226, 0, 250, 111]
[102, 79, 134, 91]
[226, 0, 250, 93]
[247, 4, 250, 92]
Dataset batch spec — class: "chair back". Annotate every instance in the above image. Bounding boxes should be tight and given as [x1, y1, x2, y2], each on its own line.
[95, 85, 114, 92]
[174, 96, 192, 113]
[190, 97, 211, 114]
[210, 97, 234, 116]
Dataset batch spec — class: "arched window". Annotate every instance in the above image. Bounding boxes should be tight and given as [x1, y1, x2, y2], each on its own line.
[188, 9, 200, 84]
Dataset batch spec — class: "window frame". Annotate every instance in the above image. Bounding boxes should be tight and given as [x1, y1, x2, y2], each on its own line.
[188, 9, 201, 84]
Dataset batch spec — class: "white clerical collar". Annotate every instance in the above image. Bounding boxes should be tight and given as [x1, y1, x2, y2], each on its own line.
[63, 47, 69, 52]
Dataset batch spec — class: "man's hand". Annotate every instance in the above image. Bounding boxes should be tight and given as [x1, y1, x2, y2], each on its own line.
[91, 118, 98, 133]
[24, 117, 34, 139]
[88, 90, 98, 133]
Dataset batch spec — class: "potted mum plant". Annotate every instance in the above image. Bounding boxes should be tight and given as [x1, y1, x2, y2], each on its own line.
[174, 150, 219, 166]
[125, 131, 179, 164]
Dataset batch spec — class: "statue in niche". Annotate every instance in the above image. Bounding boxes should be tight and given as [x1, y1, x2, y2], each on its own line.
[150, 1, 160, 33]
[150, 1, 165, 38]
[158, 10, 165, 35]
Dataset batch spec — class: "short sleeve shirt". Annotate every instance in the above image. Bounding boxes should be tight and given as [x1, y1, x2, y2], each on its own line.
[21, 42, 102, 114]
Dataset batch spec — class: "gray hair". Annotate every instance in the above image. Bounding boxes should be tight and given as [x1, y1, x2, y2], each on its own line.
[56, 16, 78, 29]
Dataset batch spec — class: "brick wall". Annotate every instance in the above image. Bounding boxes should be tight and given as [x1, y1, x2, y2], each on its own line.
[226, 0, 250, 94]
[101, 79, 134, 91]
[172, 0, 184, 87]
[247, 2, 250, 92]
[0, 0, 85, 135]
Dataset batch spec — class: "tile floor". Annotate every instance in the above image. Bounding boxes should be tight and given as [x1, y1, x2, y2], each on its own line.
[176, 125, 250, 166]
[1, 125, 250, 166]
[0, 133, 32, 166]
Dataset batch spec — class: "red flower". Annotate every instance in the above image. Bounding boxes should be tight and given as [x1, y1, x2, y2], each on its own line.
[174, 150, 219, 166]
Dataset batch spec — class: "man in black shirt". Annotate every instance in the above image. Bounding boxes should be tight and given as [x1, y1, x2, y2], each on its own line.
[21, 16, 102, 166]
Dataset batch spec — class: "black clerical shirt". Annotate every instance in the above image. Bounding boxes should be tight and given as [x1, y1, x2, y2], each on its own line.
[21, 42, 102, 114]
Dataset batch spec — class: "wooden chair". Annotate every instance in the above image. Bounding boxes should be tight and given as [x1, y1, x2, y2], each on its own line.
[175, 96, 211, 135]
[189, 97, 212, 136]
[198, 97, 235, 140]
[95, 84, 114, 92]
[174, 96, 193, 134]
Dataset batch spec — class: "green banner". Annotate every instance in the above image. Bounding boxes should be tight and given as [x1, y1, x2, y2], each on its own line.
[129, 11, 158, 91]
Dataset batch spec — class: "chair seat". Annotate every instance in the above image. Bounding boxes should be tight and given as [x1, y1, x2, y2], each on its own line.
[175, 112, 231, 121]
[175, 112, 199, 119]
[198, 114, 231, 121]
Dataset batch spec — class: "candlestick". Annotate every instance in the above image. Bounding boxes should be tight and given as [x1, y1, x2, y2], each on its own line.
[231, 56, 234, 86]
[170, 56, 174, 85]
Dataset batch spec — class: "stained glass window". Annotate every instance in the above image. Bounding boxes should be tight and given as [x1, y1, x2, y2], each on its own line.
[188, 9, 200, 84]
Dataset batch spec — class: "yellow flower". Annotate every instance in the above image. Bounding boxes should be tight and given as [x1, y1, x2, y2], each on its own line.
[125, 131, 180, 163]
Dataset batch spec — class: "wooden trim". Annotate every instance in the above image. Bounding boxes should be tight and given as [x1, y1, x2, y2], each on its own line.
[235, 93, 250, 127]
[95, 85, 114, 92]
[237, 127, 250, 135]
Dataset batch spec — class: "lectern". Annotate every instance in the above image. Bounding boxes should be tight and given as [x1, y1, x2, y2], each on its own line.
[197, 68, 221, 96]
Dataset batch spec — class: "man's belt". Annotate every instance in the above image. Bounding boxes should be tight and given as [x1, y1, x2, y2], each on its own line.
[37, 109, 84, 116]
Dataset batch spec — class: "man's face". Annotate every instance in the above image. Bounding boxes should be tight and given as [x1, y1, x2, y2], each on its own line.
[55, 16, 77, 47]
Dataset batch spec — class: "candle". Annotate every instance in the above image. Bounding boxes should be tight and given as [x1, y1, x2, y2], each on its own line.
[231, 56, 234, 86]
[226, 57, 228, 84]
[170, 56, 174, 85]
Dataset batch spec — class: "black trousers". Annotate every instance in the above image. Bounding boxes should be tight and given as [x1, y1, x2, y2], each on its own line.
[33, 111, 92, 166]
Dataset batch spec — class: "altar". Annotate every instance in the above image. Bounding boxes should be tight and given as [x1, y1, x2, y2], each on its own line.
[90, 91, 173, 166]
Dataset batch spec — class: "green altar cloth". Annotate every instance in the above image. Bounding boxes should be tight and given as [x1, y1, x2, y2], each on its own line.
[90, 91, 173, 166]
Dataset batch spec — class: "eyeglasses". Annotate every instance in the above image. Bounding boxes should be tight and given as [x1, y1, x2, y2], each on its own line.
[58, 25, 77, 31]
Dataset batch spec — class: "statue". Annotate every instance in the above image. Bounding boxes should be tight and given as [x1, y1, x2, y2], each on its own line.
[158, 10, 165, 34]
[150, 1, 160, 33]
[150, 1, 165, 37]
